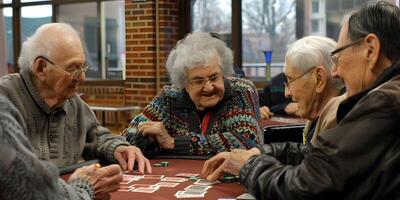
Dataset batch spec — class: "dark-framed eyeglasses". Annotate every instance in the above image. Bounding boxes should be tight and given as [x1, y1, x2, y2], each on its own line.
[283, 67, 316, 90]
[36, 56, 90, 79]
[331, 37, 364, 64]
[188, 72, 223, 89]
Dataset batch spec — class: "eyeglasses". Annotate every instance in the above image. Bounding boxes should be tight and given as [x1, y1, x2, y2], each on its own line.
[188, 73, 223, 88]
[36, 56, 90, 79]
[331, 37, 364, 65]
[284, 67, 316, 90]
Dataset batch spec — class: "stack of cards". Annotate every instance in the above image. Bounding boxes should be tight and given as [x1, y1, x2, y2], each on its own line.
[174, 178, 216, 198]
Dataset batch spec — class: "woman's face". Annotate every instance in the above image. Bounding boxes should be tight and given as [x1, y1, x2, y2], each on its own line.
[185, 56, 225, 110]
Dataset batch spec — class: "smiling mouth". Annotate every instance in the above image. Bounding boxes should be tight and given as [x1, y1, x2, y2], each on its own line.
[202, 92, 216, 97]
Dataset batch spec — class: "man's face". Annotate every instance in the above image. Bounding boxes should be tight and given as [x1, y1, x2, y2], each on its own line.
[184, 56, 225, 111]
[284, 61, 317, 119]
[42, 39, 86, 102]
[331, 21, 368, 97]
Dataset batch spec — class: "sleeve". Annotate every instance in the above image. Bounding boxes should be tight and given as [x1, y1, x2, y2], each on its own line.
[239, 91, 398, 200]
[218, 80, 261, 151]
[123, 87, 193, 156]
[256, 142, 310, 165]
[0, 97, 93, 200]
[81, 101, 130, 163]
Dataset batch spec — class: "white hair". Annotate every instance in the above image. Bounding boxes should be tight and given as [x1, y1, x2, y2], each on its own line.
[18, 23, 81, 72]
[166, 32, 234, 88]
[285, 35, 343, 91]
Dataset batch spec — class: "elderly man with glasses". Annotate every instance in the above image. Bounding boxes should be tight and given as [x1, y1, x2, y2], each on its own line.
[201, 1, 400, 199]
[123, 32, 261, 156]
[0, 23, 151, 181]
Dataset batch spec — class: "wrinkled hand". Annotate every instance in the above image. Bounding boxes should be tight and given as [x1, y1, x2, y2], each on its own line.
[200, 148, 261, 182]
[68, 164, 123, 199]
[260, 106, 274, 119]
[138, 121, 174, 150]
[285, 103, 299, 116]
[114, 145, 152, 174]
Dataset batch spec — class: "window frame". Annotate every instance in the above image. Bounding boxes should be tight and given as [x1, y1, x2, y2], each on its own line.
[0, 0, 122, 80]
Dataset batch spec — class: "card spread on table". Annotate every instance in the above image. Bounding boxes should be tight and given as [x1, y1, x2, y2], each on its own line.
[120, 179, 135, 185]
[142, 175, 165, 179]
[184, 185, 211, 191]
[117, 187, 133, 192]
[175, 173, 199, 178]
[175, 190, 206, 198]
[193, 179, 220, 185]
[155, 182, 179, 187]
[132, 187, 159, 193]
[131, 184, 154, 188]
[236, 193, 256, 200]
[161, 177, 188, 182]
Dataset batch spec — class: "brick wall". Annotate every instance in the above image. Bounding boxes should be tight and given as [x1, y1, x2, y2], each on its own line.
[125, 0, 180, 108]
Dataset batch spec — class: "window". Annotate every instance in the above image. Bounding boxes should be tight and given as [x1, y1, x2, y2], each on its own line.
[312, 0, 319, 13]
[190, 0, 375, 83]
[191, 0, 232, 48]
[21, 5, 52, 44]
[242, 0, 295, 80]
[0, 7, 12, 75]
[1, 0, 125, 80]
[311, 19, 319, 32]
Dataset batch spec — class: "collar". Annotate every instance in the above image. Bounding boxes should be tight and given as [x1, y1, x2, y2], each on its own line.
[20, 69, 66, 114]
[337, 60, 400, 122]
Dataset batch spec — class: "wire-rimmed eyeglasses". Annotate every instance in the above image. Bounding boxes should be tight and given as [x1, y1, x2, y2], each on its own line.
[36, 56, 90, 79]
[284, 67, 316, 90]
[187, 72, 223, 89]
[331, 37, 364, 65]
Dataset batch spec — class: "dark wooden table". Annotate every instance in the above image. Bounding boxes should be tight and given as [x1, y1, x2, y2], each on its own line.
[110, 159, 245, 200]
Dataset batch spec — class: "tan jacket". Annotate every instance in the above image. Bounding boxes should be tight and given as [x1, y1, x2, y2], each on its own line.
[303, 93, 347, 144]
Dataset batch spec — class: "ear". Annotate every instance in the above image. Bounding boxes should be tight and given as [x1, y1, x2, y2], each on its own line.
[33, 58, 48, 81]
[314, 66, 328, 94]
[364, 33, 381, 71]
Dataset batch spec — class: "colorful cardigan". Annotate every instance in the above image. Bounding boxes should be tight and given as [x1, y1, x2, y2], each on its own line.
[124, 77, 262, 156]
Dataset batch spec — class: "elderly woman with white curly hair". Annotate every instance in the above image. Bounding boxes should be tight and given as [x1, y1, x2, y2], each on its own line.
[123, 32, 261, 156]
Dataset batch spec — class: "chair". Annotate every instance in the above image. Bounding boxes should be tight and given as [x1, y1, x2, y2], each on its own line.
[264, 124, 305, 144]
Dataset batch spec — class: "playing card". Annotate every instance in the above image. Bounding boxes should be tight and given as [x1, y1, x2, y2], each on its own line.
[236, 193, 256, 200]
[123, 174, 143, 180]
[193, 179, 220, 185]
[120, 179, 134, 185]
[155, 182, 179, 187]
[142, 175, 165, 179]
[161, 177, 188, 182]
[117, 187, 133, 192]
[131, 184, 155, 188]
[184, 184, 211, 191]
[175, 190, 206, 198]
[176, 173, 200, 177]
[132, 187, 159, 193]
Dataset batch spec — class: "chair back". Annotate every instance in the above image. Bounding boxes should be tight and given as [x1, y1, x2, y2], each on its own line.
[264, 124, 305, 143]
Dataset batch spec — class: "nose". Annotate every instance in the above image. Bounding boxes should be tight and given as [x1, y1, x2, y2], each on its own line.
[203, 80, 214, 91]
[74, 70, 86, 81]
[331, 63, 339, 78]
[284, 86, 291, 99]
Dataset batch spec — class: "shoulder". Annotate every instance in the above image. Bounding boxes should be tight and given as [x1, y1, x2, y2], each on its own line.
[0, 73, 22, 88]
[226, 77, 256, 92]
[372, 74, 400, 106]
[157, 84, 185, 99]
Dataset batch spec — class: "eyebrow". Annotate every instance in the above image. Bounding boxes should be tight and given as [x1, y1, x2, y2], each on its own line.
[190, 72, 220, 80]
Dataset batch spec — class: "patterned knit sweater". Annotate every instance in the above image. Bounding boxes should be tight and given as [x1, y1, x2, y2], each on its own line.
[124, 77, 261, 156]
[0, 95, 93, 200]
